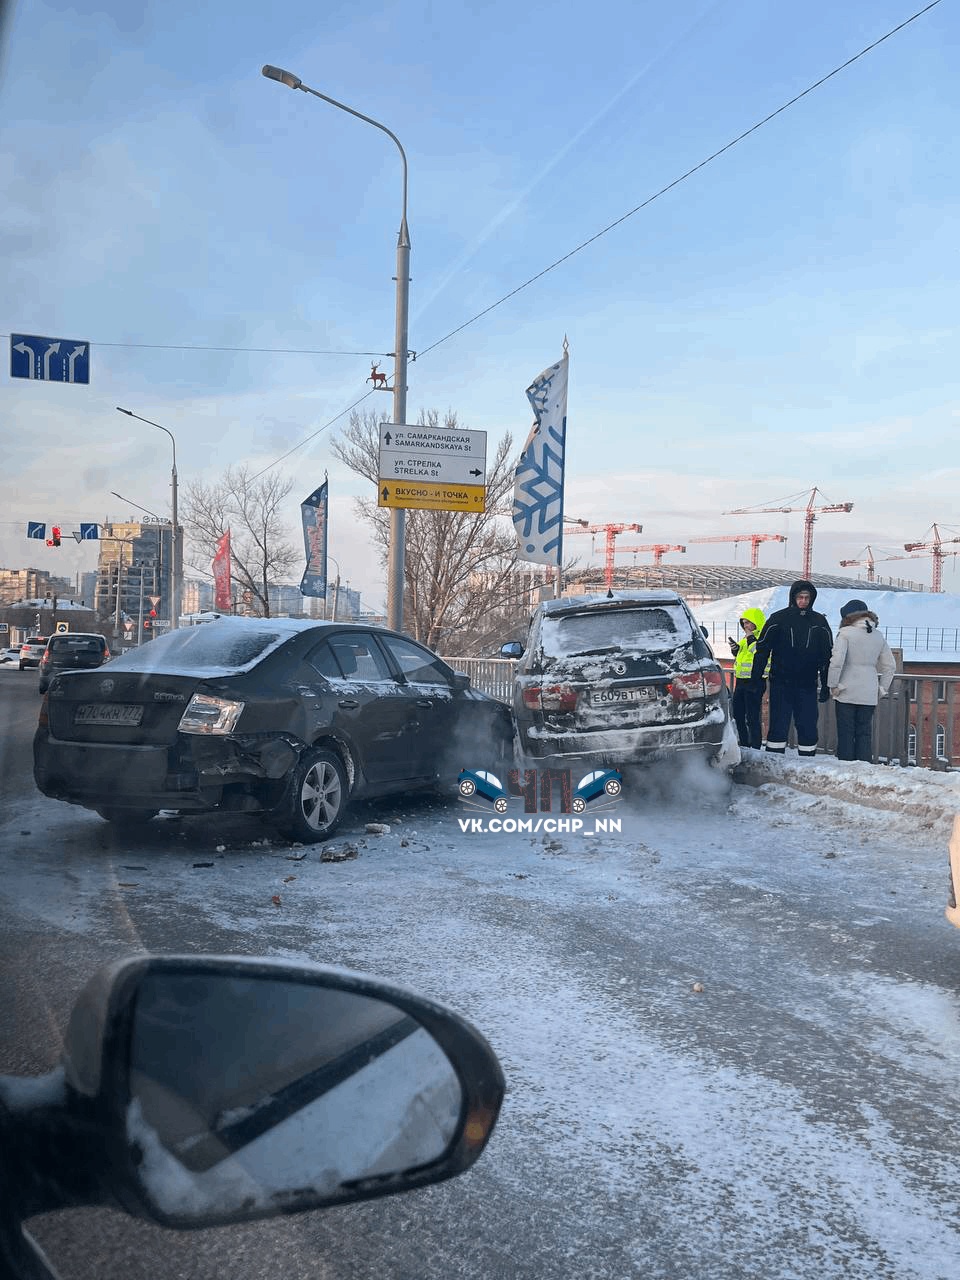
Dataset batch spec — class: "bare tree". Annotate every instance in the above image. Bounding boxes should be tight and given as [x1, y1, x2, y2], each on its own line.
[332, 410, 527, 652]
[182, 466, 298, 617]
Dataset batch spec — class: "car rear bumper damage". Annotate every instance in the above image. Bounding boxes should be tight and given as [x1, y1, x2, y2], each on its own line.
[33, 731, 304, 812]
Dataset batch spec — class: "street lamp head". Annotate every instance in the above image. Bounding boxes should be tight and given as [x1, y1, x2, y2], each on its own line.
[262, 64, 302, 90]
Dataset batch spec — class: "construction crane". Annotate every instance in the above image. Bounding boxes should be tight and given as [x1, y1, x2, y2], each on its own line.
[839, 546, 931, 585]
[616, 544, 686, 568]
[839, 545, 878, 582]
[564, 520, 643, 588]
[686, 532, 787, 567]
[723, 487, 853, 579]
[903, 524, 960, 593]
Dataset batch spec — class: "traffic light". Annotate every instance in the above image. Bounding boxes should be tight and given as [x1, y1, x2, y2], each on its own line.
[46, 525, 61, 547]
[144, 607, 157, 632]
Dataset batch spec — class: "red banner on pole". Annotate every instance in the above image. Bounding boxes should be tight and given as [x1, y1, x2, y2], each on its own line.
[212, 529, 232, 610]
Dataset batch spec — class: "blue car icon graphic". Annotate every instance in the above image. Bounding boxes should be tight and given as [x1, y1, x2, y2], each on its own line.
[458, 769, 509, 813]
[572, 768, 623, 813]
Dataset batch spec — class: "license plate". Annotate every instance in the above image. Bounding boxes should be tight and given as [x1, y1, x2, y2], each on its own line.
[590, 687, 656, 706]
[74, 703, 143, 726]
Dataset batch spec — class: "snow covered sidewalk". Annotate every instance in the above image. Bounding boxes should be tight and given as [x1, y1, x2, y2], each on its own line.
[734, 749, 960, 836]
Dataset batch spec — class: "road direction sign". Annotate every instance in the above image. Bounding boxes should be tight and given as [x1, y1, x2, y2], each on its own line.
[379, 482, 486, 512]
[377, 423, 486, 512]
[11, 334, 90, 384]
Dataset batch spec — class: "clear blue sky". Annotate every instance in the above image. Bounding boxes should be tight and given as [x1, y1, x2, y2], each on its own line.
[2, 0, 958, 606]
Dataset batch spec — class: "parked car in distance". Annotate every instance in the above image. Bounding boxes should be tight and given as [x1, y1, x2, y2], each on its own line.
[572, 767, 623, 812]
[0, 645, 21, 664]
[19, 636, 50, 670]
[34, 618, 515, 840]
[38, 632, 111, 693]
[501, 591, 739, 772]
[457, 768, 509, 813]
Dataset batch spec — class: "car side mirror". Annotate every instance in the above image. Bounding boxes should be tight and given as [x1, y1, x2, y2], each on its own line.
[451, 671, 471, 693]
[58, 955, 504, 1229]
[500, 642, 523, 659]
[700, 625, 709, 638]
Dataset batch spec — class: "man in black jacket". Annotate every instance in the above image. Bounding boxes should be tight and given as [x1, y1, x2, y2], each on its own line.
[748, 579, 833, 757]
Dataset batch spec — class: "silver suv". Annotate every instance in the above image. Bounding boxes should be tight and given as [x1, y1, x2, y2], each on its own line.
[19, 637, 50, 671]
[501, 590, 740, 771]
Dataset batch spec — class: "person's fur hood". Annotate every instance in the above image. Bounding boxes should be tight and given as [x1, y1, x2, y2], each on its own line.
[840, 609, 880, 630]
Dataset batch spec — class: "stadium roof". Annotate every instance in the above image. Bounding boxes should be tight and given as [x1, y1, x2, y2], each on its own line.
[568, 563, 924, 598]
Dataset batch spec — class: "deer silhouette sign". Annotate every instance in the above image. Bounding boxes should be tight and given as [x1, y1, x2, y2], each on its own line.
[367, 362, 389, 389]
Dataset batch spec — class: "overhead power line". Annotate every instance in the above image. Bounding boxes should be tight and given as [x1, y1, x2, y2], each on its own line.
[4, 2, 940, 478]
[417, 0, 942, 360]
[251, 0, 941, 475]
[0, 334, 389, 358]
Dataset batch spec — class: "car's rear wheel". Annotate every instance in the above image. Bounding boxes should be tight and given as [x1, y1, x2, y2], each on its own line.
[273, 747, 348, 843]
[459, 778, 476, 796]
[95, 808, 158, 828]
[604, 778, 622, 796]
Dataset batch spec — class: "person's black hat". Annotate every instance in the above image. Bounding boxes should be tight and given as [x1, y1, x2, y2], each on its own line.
[840, 598, 869, 618]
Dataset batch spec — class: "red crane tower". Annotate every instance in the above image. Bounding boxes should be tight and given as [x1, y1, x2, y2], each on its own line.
[903, 524, 960, 593]
[564, 520, 643, 588]
[839, 545, 879, 582]
[723, 487, 853, 579]
[616, 544, 687, 568]
[686, 532, 787, 567]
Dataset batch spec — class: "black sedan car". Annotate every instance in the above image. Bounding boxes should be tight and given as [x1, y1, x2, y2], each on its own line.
[34, 618, 514, 841]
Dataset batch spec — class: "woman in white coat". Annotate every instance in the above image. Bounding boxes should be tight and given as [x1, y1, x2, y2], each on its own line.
[826, 599, 896, 762]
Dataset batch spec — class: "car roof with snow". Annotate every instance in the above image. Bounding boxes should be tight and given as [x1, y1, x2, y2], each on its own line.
[537, 590, 685, 616]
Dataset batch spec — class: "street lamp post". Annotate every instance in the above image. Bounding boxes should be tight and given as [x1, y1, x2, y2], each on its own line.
[110, 490, 169, 638]
[116, 408, 181, 630]
[261, 64, 409, 632]
[325, 555, 341, 622]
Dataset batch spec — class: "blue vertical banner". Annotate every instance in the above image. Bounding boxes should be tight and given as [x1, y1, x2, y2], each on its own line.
[512, 343, 568, 566]
[300, 480, 328, 598]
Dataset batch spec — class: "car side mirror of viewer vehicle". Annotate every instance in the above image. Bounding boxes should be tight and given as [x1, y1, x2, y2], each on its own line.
[500, 641, 523, 659]
[0, 956, 505, 1243]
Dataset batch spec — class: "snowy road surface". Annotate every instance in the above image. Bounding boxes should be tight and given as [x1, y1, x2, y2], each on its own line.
[2, 668, 960, 1279]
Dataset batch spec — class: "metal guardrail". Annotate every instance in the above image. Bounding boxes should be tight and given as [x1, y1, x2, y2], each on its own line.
[441, 656, 515, 705]
[720, 664, 960, 770]
[703, 622, 960, 653]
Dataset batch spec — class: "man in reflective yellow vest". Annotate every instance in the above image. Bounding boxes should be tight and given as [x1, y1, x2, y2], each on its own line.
[727, 607, 769, 749]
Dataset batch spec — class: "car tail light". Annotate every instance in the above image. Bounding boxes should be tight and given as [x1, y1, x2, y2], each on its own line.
[522, 684, 578, 712]
[103, 647, 111, 659]
[702, 670, 724, 698]
[178, 694, 245, 735]
[38, 695, 49, 727]
[668, 672, 705, 701]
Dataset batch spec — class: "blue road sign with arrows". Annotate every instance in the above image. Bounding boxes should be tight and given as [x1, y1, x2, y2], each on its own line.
[26, 522, 46, 540]
[11, 334, 90, 384]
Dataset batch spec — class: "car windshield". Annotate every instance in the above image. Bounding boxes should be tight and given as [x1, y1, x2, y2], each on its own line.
[541, 606, 688, 657]
[105, 621, 296, 676]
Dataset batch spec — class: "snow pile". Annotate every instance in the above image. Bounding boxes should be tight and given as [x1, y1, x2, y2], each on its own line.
[735, 749, 960, 835]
